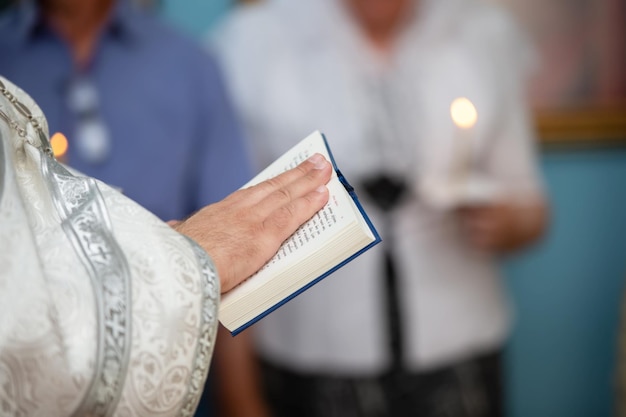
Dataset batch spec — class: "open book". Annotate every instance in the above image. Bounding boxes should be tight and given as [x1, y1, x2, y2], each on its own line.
[219, 131, 381, 335]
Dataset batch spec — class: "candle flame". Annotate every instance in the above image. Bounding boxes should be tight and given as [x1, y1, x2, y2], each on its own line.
[450, 97, 477, 129]
[50, 132, 68, 158]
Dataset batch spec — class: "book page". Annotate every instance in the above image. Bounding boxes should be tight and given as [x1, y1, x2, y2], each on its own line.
[221, 132, 357, 305]
[259, 180, 350, 266]
[221, 180, 356, 306]
[243, 132, 337, 188]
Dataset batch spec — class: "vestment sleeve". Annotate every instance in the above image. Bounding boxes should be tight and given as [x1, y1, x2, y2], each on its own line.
[0, 76, 221, 417]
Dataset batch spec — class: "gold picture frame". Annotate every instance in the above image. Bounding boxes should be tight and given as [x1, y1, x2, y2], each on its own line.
[536, 105, 626, 147]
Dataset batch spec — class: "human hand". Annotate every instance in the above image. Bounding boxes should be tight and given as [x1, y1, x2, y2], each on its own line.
[173, 154, 332, 293]
[456, 200, 548, 253]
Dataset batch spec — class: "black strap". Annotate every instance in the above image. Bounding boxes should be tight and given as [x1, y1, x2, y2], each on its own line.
[383, 247, 404, 371]
[359, 173, 408, 372]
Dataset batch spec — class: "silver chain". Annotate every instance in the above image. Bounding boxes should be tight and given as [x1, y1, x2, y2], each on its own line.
[0, 79, 54, 157]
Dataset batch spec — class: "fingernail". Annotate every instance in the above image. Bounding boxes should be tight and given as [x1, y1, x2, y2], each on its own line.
[308, 153, 327, 169]
[315, 185, 327, 193]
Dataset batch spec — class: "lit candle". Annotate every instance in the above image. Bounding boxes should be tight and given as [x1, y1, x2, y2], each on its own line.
[449, 97, 478, 189]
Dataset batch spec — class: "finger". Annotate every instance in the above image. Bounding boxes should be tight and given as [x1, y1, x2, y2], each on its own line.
[467, 221, 499, 244]
[235, 154, 331, 205]
[254, 161, 332, 217]
[459, 214, 493, 245]
[465, 214, 493, 231]
[261, 184, 330, 246]
[469, 233, 498, 251]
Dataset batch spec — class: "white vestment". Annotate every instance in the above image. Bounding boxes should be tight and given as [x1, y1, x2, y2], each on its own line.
[0, 76, 219, 417]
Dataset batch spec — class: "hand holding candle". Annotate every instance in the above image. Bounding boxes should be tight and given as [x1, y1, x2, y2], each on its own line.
[448, 98, 547, 252]
[420, 96, 496, 209]
[449, 97, 499, 206]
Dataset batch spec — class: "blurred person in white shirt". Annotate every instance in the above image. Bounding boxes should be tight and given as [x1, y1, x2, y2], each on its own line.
[209, 0, 548, 416]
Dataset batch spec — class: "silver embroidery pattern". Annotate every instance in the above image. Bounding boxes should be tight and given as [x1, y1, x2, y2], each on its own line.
[0, 76, 131, 417]
[0, 126, 5, 202]
[179, 238, 220, 417]
[2, 77, 222, 417]
[41, 155, 132, 417]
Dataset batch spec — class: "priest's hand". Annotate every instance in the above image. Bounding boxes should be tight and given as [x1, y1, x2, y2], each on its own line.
[173, 154, 332, 293]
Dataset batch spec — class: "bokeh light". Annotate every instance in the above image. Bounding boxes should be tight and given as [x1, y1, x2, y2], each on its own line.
[450, 97, 478, 129]
[50, 132, 68, 158]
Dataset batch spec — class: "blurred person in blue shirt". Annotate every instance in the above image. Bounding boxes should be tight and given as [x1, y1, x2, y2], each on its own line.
[211, 0, 549, 416]
[0, 0, 251, 223]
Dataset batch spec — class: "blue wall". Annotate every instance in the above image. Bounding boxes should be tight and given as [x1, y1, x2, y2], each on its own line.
[158, 5, 626, 416]
[160, 0, 233, 37]
[505, 148, 626, 417]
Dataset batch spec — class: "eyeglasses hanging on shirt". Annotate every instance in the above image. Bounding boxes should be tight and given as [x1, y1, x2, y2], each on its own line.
[65, 76, 111, 165]
[359, 71, 415, 212]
